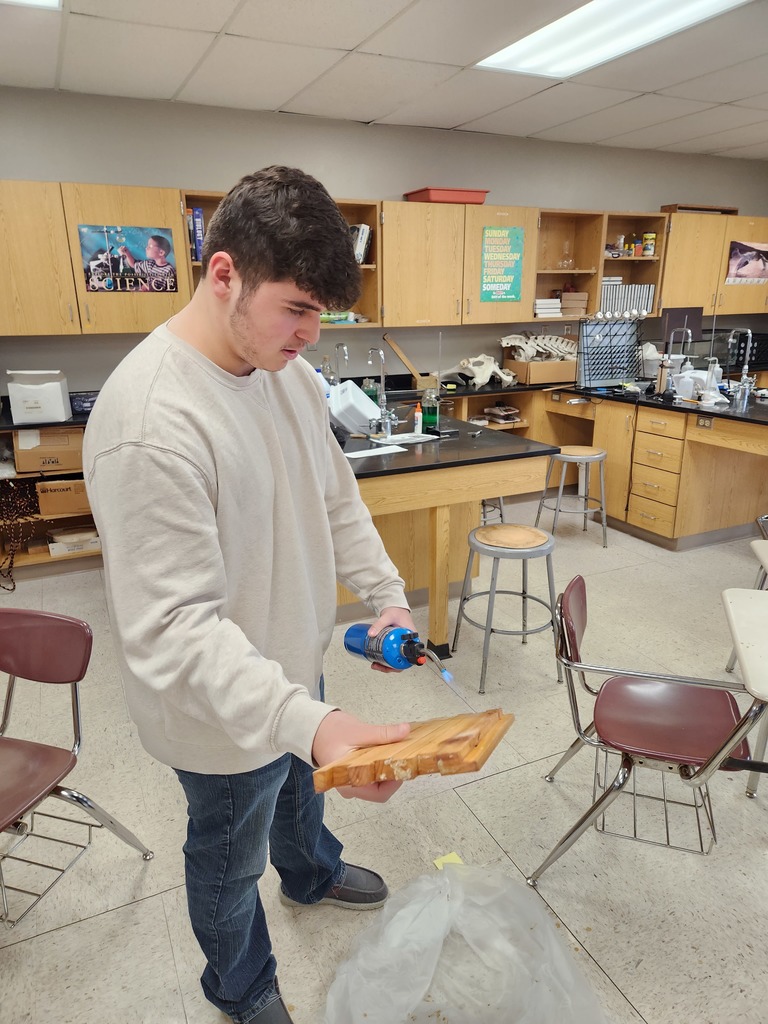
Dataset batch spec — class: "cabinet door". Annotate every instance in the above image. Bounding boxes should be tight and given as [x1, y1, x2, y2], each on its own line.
[591, 400, 635, 521]
[61, 183, 193, 334]
[381, 201, 463, 326]
[462, 204, 538, 324]
[716, 215, 768, 315]
[659, 214, 726, 314]
[0, 181, 81, 335]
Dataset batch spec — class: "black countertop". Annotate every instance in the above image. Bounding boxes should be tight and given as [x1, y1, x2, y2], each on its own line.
[564, 386, 768, 426]
[345, 417, 557, 479]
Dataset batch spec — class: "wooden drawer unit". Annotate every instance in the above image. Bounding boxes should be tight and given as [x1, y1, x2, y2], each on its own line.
[627, 493, 677, 538]
[633, 432, 684, 474]
[636, 407, 686, 439]
[630, 464, 680, 507]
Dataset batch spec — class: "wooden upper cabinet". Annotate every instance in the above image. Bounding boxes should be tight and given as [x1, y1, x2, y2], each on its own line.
[60, 183, 193, 334]
[715, 215, 768, 315]
[462, 205, 538, 324]
[381, 201, 464, 327]
[0, 181, 81, 336]
[659, 213, 727, 314]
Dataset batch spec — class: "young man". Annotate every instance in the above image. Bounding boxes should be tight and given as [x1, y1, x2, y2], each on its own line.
[84, 166, 414, 1024]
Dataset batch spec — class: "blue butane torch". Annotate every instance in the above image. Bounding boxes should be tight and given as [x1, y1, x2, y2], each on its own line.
[343, 624, 453, 682]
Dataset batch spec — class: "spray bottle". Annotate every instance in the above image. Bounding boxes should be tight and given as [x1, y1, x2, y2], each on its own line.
[343, 623, 453, 682]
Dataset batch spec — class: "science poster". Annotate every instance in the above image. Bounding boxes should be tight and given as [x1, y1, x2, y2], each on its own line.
[725, 239, 768, 285]
[78, 224, 178, 293]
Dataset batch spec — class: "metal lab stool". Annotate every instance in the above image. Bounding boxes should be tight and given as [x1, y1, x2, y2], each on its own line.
[452, 523, 559, 694]
[535, 446, 608, 548]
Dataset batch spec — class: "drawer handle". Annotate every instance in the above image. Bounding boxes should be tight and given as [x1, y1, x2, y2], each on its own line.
[649, 419, 667, 426]
[639, 511, 658, 521]
[640, 481, 659, 489]
[645, 449, 664, 457]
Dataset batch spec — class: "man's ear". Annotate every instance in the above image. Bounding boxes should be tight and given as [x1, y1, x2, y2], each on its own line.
[206, 251, 240, 303]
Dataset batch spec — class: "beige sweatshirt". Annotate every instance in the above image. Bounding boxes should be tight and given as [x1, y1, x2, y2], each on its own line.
[83, 324, 408, 774]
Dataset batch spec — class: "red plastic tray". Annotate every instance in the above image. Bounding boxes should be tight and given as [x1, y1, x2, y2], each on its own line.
[404, 187, 489, 204]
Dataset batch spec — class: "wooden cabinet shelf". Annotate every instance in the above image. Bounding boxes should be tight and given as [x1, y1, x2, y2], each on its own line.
[13, 547, 102, 568]
[484, 420, 529, 430]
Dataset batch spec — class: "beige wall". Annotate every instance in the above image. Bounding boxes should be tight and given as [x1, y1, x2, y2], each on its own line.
[2, 86, 767, 389]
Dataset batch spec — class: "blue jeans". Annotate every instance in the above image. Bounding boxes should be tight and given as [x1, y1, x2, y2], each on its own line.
[174, 752, 344, 1022]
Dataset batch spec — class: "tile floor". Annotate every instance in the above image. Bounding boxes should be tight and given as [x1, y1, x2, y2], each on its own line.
[1, 497, 766, 1024]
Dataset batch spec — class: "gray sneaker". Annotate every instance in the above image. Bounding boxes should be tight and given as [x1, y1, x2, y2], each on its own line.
[279, 863, 388, 910]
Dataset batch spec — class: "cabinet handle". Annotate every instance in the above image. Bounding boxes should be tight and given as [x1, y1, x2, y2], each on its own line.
[644, 448, 663, 457]
[649, 419, 667, 426]
[640, 481, 659, 489]
[625, 414, 631, 432]
[415, 319, 431, 324]
[466, 298, 472, 316]
[712, 293, 716, 309]
[639, 511, 658, 520]
[68, 304, 73, 322]
[85, 303, 91, 323]
[456, 299, 460, 316]
[718, 293, 723, 307]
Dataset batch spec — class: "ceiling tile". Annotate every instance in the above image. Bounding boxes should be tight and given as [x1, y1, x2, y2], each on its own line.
[178, 36, 345, 111]
[659, 118, 768, 154]
[459, 83, 638, 136]
[375, 68, 552, 129]
[359, 0, 584, 67]
[574, 1, 768, 93]
[659, 54, 768, 104]
[717, 140, 768, 159]
[598, 104, 768, 150]
[0, 7, 61, 90]
[70, 0, 239, 32]
[228, 0, 412, 50]
[283, 53, 457, 122]
[60, 16, 215, 100]
[532, 95, 713, 145]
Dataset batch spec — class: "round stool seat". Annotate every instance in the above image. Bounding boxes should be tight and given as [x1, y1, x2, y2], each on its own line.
[553, 445, 607, 463]
[474, 523, 550, 550]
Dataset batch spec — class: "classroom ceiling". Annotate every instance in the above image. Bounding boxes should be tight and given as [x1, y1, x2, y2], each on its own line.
[2, 0, 768, 160]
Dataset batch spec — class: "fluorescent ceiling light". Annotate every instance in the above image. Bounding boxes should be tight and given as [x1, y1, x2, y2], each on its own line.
[476, 0, 753, 78]
[0, 0, 61, 7]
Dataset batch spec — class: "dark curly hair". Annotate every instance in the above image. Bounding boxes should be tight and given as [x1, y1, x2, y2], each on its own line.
[201, 166, 361, 311]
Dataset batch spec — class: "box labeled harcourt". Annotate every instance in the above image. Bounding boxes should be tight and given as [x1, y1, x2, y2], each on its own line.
[13, 427, 84, 473]
[36, 479, 91, 517]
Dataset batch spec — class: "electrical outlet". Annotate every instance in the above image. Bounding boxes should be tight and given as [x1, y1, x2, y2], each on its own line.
[696, 415, 713, 429]
[551, 392, 561, 402]
[562, 323, 572, 334]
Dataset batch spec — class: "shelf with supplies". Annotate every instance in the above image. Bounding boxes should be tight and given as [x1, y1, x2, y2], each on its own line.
[181, 191, 383, 328]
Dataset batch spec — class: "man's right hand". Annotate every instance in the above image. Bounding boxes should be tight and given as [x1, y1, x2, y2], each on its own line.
[312, 710, 410, 803]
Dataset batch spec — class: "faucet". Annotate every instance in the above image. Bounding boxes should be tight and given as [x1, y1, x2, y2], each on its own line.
[666, 326, 692, 359]
[335, 342, 349, 383]
[367, 347, 398, 438]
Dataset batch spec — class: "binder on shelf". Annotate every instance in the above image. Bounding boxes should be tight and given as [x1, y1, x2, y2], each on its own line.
[349, 223, 371, 264]
[185, 207, 195, 260]
[192, 207, 205, 262]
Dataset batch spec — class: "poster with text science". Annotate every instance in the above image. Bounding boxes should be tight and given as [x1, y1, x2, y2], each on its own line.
[480, 226, 523, 302]
[78, 224, 178, 293]
[725, 239, 768, 285]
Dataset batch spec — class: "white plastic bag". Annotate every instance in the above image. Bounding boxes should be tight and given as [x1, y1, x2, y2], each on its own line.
[324, 864, 612, 1024]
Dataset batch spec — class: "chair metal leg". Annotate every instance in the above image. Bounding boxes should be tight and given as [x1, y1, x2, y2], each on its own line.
[545, 553, 563, 683]
[521, 557, 528, 644]
[598, 459, 608, 547]
[535, 458, 555, 528]
[545, 723, 596, 781]
[452, 547, 475, 653]
[52, 788, 154, 860]
[527, 753, 633, 886]
[499, 495, 506, 524]
[479, 557, 500, 695]
[746, 714, 768, 798]
[583, 462, 590, 532]
[551, 462, 567, 536]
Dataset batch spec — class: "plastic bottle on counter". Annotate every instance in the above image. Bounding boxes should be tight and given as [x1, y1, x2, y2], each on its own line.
[316, 366, 331, 399]
[413, 402, 423, 433]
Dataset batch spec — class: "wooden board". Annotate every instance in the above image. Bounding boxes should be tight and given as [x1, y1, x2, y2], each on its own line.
[313, 709, 514, 792]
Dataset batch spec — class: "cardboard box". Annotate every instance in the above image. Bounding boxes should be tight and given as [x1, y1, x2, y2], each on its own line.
[36, 479, 91, 517]
[6, 370, 72, 425]
[503, 359, 578, 385]
[47, 527, 101, 558]
[13, 427, 84, 473]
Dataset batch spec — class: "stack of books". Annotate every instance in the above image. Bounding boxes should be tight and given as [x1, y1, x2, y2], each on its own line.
[483, 405, 520, 425]
[534, 297, 561, 318]
[559, 291, 589, 318]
